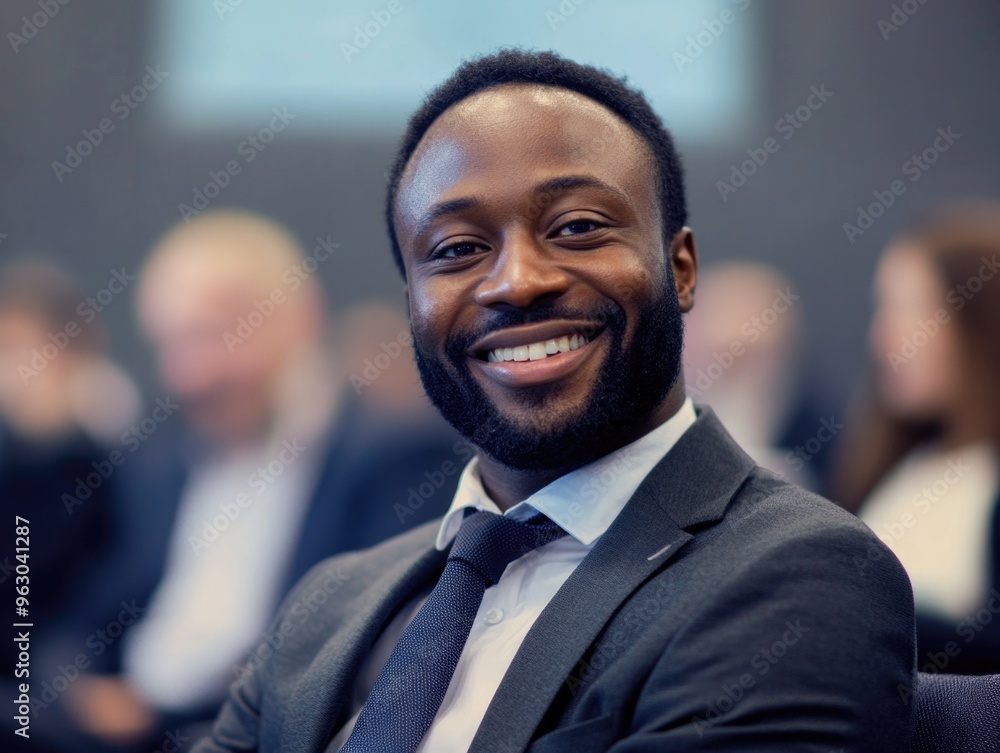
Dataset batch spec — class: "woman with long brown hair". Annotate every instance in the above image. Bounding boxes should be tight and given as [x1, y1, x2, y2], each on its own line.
[832, 199, 1000, 675]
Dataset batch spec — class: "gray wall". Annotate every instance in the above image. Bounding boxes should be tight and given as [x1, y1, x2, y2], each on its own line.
[2, 0, 998, 408]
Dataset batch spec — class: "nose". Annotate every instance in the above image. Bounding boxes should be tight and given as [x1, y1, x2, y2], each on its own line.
[473, 230, 571, 310]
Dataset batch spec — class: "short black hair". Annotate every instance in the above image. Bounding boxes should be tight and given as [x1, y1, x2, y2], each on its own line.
[385, 48, 688, 277]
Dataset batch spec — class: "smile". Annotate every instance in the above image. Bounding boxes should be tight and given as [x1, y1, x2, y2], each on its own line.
[468, 321, 606, 388]
[485, 333, 590, 363]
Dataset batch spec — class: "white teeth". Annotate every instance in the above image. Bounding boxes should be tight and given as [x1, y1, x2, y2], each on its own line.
[487, 334, 590, 363]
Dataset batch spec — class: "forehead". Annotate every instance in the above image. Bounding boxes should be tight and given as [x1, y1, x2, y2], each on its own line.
[395, 84, 656, 233]
[876, 243, 941, 301]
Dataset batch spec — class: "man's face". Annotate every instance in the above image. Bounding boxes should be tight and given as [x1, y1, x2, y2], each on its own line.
[139, 248, 297, 445]
[395, 84, 691, 470]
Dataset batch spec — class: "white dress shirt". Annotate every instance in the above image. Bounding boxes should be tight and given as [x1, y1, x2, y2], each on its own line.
[122, 442, 317, 712]
[330, 398, 696, 752]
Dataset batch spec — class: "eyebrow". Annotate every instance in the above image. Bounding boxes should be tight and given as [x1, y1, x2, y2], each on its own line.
[533, 175, 631, 205]
[412, 174, 631, 240]
[413, 197, 481, 241]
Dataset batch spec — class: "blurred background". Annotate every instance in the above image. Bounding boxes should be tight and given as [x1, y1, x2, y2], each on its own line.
[3, 0, 999, 404]
[2, 1, 1000, 751]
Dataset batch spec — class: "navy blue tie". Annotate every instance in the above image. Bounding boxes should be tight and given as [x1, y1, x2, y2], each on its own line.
[339, 509, 567, 753]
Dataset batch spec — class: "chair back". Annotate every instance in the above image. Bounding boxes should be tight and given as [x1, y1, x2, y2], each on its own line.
[911, 671, 1000, 752]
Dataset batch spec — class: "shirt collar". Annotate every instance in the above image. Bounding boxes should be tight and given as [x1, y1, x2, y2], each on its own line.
[435, 398, 697, 550]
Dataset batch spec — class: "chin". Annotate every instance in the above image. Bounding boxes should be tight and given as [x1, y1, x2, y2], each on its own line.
[882, 389, 943, 423]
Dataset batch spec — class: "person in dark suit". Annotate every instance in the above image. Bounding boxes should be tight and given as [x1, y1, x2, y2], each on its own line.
[195, 50, 916, 752]
[0, 262, 125, 684]
[32, 211, 458, 753]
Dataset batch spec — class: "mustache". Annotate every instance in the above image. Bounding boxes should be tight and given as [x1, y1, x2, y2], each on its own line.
[443, 300, 625, 365]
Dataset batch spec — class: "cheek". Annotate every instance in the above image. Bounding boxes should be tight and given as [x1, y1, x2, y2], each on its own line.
[912, 327, 958, 392]
[879, 325, 958, 413]
[869, 311, 900, 362]
[408, 279, 455, 355]
[595, 255, 666, 328]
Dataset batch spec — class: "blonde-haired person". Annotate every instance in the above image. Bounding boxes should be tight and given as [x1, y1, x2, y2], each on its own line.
[44, 210, 457, 753]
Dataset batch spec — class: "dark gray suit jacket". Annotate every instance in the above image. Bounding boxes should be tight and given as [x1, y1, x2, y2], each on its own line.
[194, 408, 916, 752]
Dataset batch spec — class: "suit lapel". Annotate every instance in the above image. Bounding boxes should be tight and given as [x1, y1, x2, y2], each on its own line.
[469, 408, 755, 752]
[281, 531, 447, 753]
[469, 490, 692, 753]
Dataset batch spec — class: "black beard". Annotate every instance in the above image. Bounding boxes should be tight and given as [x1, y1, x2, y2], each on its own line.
[412, 281, 685, 472]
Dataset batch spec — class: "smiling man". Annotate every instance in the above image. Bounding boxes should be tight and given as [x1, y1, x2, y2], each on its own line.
[194, 50, 915, 753]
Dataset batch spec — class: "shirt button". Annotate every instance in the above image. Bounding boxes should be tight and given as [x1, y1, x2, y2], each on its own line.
[483, 607, 504, 626]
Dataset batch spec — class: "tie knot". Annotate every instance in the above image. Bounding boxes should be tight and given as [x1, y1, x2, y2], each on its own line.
[448, 510, 566, 586]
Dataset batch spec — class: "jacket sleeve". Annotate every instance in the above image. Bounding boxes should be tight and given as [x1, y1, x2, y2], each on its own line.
[191, 663, 263, 753]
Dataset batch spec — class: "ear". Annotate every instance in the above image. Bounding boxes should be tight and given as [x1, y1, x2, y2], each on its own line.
[669, 227, 697, 313]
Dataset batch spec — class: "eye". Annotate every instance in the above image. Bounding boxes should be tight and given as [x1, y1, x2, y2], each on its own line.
[555, 218, 603, 237]
[431, 241, 485, 260]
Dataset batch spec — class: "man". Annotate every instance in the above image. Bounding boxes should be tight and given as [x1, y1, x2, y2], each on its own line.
[195, 50, 915, 752]
[41, 211, 457, 752]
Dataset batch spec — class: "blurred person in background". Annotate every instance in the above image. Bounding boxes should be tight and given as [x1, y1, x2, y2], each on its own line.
[682, 262, 833, 491]
[0, 260, 139, 677]
[40, 210, 457, 753]
[832, 199, 1000, 675]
